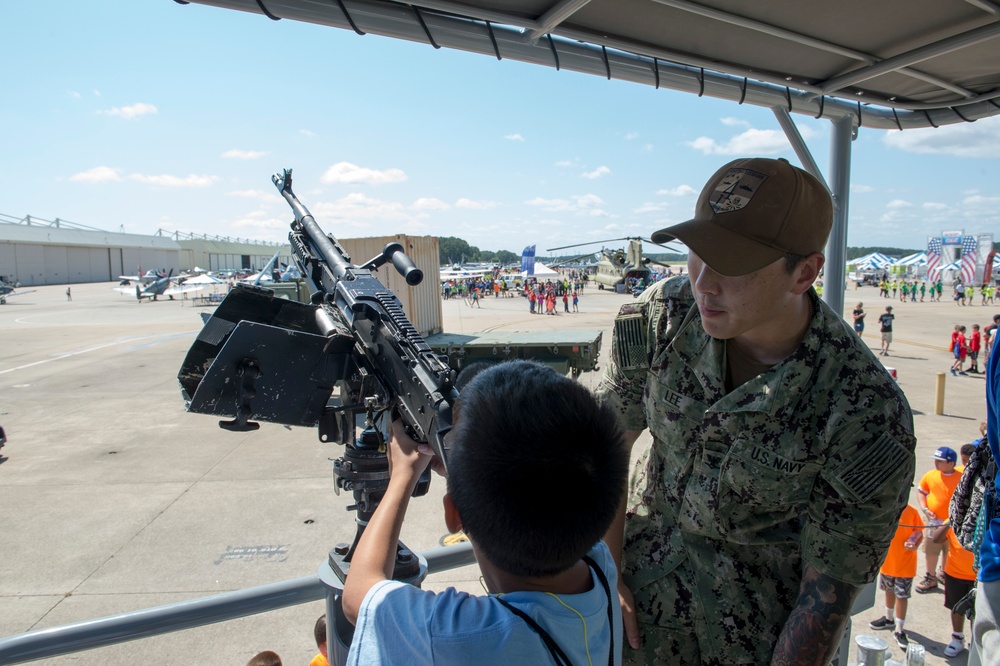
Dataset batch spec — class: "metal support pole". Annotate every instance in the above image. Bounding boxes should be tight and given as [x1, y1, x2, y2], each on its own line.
[826, 115, 855, 316]
[0, 542, 477, 665]
[772, 107, 828, 191]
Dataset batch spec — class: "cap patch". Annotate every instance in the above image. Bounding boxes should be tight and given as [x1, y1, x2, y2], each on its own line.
[709, 167, 768, 214]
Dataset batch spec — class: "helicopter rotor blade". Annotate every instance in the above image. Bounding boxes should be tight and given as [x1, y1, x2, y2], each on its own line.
[546, 237, 640, 252]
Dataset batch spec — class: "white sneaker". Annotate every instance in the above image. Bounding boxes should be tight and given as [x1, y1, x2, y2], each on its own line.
[944, 635, 965, 657]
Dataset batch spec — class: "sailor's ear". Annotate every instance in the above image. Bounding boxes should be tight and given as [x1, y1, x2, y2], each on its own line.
[792, 252, 824, 295]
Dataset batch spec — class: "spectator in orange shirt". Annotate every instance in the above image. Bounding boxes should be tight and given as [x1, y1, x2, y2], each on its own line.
[310, 614, 329, 666]
[934, 525, 977, 657]
[915, 446, 961, 593]
[868, 504, 924, 649]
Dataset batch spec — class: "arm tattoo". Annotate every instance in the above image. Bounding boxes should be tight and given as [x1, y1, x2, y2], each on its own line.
[771, 565, 861, 666]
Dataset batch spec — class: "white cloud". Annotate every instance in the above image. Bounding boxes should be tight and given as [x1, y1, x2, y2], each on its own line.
[642, 143, 654, 153]
[68, 91, 81, 100]
[99, 102, 158, 120]
[313, 193, 409, 223]
[555, 159, 582, 168]
[300, 129, 317, 138]
[851, 184, 874, 193]
[320, 161, 407, 185]
[720, 117, 751, 128]
[922, 202, 948, 210]
[69, 166, 122, 183]
[964, 194, 1000, 208]
[228, 189, 281, 203]
[222, 149, 269, 160]
[412, 197, 450, 211]
[886, 199, 914, 209]
[581, 165, 611, 180]
[524, 194, 608, 216]
[882, 116, 1000, 158]
[128, 173, 217, 187]
[633, 202, 668, 214]
[504, 133, 525, 142]
[624, 132, 639, 140]
[687, 128, 792, 155]
[657, 185, 697, 197]
[456, 198, 498, 210]
[231, 210, 288, 230]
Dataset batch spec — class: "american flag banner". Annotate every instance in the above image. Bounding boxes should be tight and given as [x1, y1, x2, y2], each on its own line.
[960, 235, 978, 284]
[926, 236, 942, 281]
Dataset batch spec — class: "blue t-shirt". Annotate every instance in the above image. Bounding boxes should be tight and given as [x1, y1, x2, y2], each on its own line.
[981, 342, 1000, 581]
[347, 541, 622, 665]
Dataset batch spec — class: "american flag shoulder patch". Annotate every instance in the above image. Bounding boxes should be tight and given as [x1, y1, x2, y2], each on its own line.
[832, 433, 911, 503]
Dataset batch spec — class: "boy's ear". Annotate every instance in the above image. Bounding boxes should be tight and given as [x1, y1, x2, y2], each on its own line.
[443, 493, 463, 533]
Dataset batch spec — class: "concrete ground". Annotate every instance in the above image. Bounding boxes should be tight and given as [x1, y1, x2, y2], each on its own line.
[0, 280, 992, 664]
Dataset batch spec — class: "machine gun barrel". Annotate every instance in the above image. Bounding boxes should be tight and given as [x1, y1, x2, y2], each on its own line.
[271, 169, 456, 466]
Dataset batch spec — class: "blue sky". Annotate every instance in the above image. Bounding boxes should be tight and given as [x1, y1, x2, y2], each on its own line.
[4, 1, 1000, 257]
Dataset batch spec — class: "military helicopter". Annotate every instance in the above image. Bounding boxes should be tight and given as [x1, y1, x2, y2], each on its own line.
[547, 237, 676, 290]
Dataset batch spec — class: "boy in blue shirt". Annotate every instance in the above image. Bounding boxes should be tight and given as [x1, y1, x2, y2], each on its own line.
[342, 360, 628, 665]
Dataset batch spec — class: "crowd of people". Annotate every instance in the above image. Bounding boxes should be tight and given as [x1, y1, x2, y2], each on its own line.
[868, 423, 988, 657]
[872, 274, 999, 307]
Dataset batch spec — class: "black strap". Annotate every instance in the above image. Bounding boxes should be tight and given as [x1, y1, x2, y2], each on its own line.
[496, 556, 616, 666]
[583, 555, 615, 666]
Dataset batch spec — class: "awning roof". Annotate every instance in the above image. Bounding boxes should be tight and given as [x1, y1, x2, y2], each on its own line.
[178, 0, 1000, 130]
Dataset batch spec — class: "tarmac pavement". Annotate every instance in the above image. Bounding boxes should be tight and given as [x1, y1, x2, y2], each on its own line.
[0, 281, 993, 664]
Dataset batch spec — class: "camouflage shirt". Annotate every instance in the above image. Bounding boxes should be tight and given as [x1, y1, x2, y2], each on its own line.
[596, 276, 916, 662]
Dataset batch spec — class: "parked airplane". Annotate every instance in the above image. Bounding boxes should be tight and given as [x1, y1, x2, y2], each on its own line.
[0, 279, 35, 304]
[117, 267, 163, 286]
[113, 269, 204, 302]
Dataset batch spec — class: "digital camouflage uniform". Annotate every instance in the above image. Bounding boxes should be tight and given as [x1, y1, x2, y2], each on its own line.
[596, 276, 916, 665]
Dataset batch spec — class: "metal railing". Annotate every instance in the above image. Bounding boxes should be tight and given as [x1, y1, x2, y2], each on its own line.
[0, 542, 476, 665]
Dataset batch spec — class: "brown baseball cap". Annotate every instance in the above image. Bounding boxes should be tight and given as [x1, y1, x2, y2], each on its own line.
[650, 157, 833, 276]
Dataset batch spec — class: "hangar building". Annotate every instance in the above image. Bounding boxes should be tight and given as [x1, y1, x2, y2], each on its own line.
[0, 214, 290, 286]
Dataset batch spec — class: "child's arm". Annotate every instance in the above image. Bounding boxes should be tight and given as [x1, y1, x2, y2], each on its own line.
[342, 420, 434, 626]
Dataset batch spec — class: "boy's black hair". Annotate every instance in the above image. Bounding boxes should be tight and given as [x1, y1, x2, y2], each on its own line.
[313, 614, 326, 648]
[961, 443, 977, 457]
[446, 360, 627, 577]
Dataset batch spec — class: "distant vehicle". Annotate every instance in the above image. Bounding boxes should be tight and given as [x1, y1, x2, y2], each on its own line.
[548, 237, 674, 290]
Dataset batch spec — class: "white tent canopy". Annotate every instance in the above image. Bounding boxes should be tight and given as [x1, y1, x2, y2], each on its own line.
[893, 252, 927, 267]
[849, 252, 893, 268]
[523, 262, 559, 279]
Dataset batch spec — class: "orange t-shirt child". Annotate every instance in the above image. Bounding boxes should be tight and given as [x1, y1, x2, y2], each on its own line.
[918, 468, 962, 520]
[881, 504, 924, 579]
[944, 527, 976, 582]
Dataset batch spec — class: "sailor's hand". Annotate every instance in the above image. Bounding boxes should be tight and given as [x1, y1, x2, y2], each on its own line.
[618, 578, 641, 651]
[387, 420, 433, 483]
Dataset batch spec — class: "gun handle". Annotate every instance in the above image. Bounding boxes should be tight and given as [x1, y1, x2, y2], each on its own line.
[384, 243, 423, 286]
